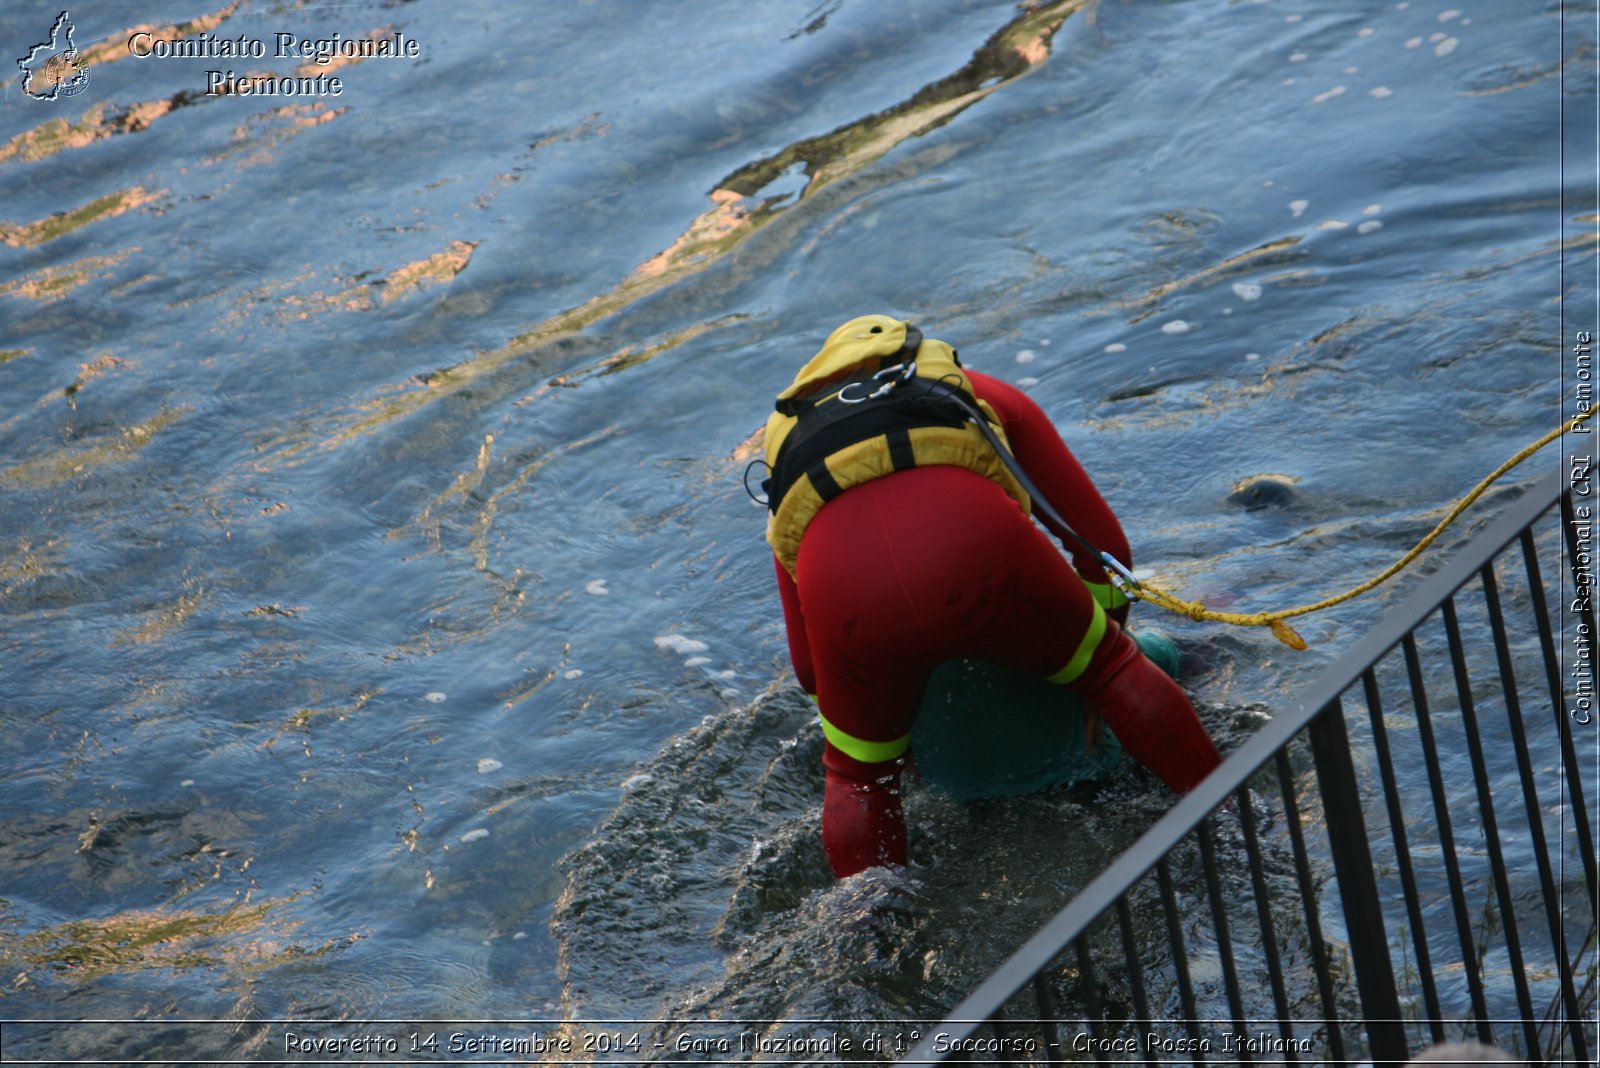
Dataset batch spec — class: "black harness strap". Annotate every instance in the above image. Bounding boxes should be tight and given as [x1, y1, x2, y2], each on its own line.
[885, 426, 916, 473]
[805, 459, 844, 502]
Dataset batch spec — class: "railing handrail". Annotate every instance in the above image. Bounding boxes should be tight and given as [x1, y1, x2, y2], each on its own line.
[904, 466, 1572, 1062]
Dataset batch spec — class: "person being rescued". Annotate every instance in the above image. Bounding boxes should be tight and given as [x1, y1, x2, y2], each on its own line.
[762, 314, 1224, 879]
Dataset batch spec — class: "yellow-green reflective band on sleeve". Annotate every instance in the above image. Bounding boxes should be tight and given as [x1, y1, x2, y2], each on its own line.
[817, 711, 910, 764]
[1082, 577, 1129, 612]
[1045, 597, 1108, 686]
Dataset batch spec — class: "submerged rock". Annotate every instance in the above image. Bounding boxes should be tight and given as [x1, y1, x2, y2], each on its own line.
[1228, 473, 1299, 510]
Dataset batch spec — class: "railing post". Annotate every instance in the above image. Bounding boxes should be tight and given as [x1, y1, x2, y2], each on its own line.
[1307, 696, 1411, 1067]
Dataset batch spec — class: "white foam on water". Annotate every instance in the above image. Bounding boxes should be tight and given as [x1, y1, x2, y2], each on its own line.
[477, 758, 503, 774]
[1232, 282, 1263, 301]
[585, 578, 609, 596]
[460, 828, 489, 843]
[1161, 320, 1192, 334]
[655, 633, 709, 655]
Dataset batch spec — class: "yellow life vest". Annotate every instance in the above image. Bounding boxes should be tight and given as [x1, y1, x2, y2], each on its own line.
[763, 315, 1032, 575]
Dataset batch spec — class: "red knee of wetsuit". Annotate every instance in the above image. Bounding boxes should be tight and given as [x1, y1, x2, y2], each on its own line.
[820, 743, 907, 878]
[1079, 630, 1222, 794]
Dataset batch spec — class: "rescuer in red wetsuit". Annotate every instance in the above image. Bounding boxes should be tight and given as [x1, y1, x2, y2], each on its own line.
[761, 315, 1223, 878]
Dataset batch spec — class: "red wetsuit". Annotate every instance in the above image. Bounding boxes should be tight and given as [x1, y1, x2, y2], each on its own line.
[774, 370, 1222, 877]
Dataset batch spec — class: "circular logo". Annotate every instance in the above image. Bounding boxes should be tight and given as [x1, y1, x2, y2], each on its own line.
[42, 48, 89, 97]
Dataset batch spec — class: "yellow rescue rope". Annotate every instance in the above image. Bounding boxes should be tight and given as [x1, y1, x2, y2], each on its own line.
[1130, 404, 1598, 649]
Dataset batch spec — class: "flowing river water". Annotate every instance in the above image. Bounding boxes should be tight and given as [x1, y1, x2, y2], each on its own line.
[0, 0, 1594, 1061]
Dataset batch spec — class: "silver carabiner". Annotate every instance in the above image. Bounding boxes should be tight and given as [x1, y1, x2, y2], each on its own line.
[838, 360, 916, 404]
[1099, 551, 1144, 602]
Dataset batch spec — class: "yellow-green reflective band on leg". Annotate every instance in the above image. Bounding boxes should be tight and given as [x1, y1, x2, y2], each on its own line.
[817, 711, 910, 764]
[1045, 597, 1108, 686]
[1082, 577, 1129, 612]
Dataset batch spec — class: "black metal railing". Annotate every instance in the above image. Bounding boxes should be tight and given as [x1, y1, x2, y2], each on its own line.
[905, 468, 1597, 1066]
